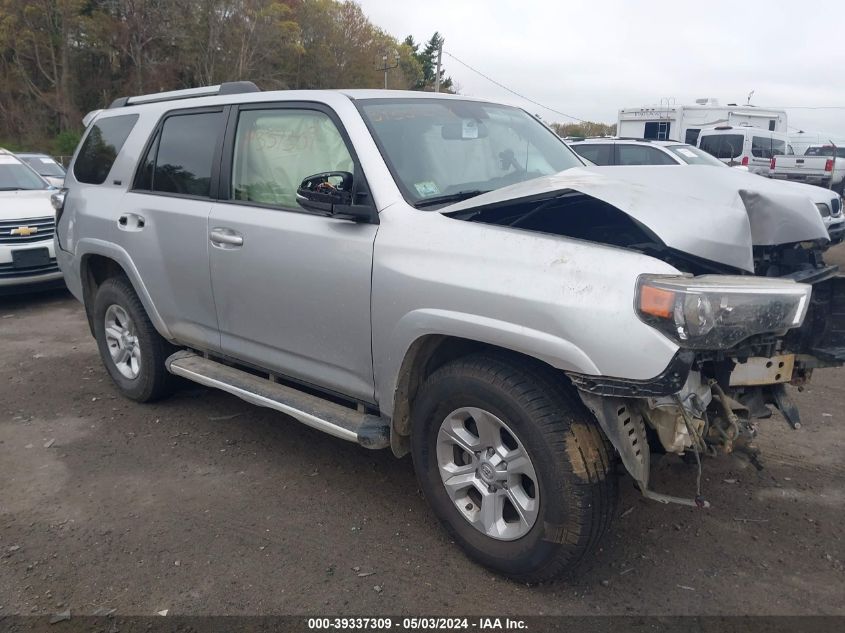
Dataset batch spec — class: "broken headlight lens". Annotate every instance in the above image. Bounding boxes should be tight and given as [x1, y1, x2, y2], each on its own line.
[636, 275, 811, 350]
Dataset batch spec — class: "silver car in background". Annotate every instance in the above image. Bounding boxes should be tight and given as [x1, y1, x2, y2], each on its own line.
[55, 85, 845, 581]
[15, 153, 67, 188]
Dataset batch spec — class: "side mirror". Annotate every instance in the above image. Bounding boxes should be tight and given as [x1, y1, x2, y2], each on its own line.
[296, 171, 375, 222]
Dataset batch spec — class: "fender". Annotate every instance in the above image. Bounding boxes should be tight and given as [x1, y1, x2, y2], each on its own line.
[72, 237, 174, 341]
[378, 308, 600, 420]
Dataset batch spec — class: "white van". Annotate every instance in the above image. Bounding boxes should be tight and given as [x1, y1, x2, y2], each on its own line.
[697, 127, 792, 176]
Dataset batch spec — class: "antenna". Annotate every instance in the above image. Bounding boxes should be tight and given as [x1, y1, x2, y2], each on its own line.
[376, 50, 400, 89]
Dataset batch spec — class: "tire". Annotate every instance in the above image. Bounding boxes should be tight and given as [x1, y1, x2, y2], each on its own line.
[92, 275, 176, 402]
[411, 353, 618, 582]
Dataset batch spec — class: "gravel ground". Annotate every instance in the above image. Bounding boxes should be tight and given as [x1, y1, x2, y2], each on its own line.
[1, 247, 844, 617]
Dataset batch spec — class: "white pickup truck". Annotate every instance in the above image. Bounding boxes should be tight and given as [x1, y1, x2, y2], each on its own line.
[771, 144, 845, 193]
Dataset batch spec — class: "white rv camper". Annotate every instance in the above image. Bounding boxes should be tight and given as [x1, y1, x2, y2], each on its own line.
[617, 99, 788, 145]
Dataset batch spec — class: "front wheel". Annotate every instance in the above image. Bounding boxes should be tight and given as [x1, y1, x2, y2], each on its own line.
[411, 354, 618, 582]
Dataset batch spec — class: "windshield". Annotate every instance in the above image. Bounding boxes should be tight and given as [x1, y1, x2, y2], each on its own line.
[20, 155, 66, 177]
[357, 98, 583, 207]
[665, 145, 726, 166]
[0, 157, 49, 190]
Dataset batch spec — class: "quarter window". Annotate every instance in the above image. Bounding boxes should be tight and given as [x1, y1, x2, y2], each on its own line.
[74, 114, 138, 185]
[134, 110, 224, 197]
[616, 145, 678, 165]
[230, 109, 354, 209]
[571, 144, 613, 165]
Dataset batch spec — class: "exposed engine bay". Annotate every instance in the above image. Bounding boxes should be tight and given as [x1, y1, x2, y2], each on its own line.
[445, 172, 845, 507]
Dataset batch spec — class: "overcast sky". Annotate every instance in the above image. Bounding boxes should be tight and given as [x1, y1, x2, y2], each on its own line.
[359, 0, 845, 141]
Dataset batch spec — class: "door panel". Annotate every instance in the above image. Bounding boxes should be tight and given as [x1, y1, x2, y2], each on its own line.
[208, 206, 377, 401]
[114, 108, 227, 351]
[116, 193, 218, 350]
[208, 105, 377, 403]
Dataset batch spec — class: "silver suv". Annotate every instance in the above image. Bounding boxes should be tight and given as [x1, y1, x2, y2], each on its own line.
[56, 84, 845, 582]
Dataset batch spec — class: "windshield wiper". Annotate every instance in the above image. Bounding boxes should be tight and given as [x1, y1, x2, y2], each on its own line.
[0, 187, 28, 191]
[413, 190, 489, 208]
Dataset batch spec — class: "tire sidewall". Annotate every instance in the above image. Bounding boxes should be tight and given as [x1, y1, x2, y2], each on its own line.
[92, 279, 157, 401]
[411, 370, 574, 576]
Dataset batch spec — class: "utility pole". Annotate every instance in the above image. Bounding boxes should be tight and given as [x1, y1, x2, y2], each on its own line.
[434, 39, 444, 93]
[377, 50, 400, 89]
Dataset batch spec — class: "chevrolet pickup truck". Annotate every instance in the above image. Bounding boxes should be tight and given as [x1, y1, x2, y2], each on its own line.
[771, 144, 845, 193]
[55, 84, 845, 582]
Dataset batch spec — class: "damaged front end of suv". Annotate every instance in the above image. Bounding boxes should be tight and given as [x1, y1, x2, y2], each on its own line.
[446, 166, 845, 507]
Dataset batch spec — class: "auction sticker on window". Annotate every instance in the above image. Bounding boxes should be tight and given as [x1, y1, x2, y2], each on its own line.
[414, 181, 440, 197]
[462, 119, 479, 139]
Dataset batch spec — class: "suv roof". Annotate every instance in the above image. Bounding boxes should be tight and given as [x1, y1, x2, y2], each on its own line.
[86, 85, 520, 129]
[106, 83, 499, 110]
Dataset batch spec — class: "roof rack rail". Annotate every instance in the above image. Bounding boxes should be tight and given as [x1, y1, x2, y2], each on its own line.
[108, 81, 260, 109]
[615, 137, 667, 142]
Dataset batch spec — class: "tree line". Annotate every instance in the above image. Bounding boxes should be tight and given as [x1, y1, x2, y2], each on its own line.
[0, 0, 453, 154]
[549, 121, 617, 138]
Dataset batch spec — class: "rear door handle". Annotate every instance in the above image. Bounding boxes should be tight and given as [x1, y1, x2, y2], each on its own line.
[209, 227, 244, 248]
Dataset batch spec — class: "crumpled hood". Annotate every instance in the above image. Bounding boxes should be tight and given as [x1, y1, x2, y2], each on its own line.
[444, 166, 830, 272]
[0, 189, 55, 222]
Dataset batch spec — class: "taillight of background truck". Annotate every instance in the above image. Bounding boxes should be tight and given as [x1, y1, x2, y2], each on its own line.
[825, 158, 834, 172]
[770, 157, 776, 170]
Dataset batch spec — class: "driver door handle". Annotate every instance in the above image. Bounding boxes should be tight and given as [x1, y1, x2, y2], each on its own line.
[210, 227, 244, 248]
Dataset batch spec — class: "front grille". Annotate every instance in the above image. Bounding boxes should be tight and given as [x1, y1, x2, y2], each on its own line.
[0, 217, 55, 244]
[831, 197, 841, 217]
[0, 259, 59, 279]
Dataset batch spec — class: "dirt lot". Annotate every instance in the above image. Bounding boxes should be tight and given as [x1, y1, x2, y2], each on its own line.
[1, 248, 844, 617]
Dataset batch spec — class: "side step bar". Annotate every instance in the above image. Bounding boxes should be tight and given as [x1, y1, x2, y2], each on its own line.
[165, 351, 390, 449]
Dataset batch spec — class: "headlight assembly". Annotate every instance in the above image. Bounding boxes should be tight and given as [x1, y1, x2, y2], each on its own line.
[636, 275, 811, 350]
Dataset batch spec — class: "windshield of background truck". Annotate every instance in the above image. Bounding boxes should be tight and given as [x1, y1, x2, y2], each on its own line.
[358, 99, 582, 205]
[0, 157, 49, 190]
[21, 156, 66, 177]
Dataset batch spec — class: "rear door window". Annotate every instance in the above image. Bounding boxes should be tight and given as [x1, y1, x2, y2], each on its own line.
[699, 134, 744, 160]
[571, 144, 613, 165]
[74, 114, 139, 184]
[752, 136, 786, 159]
[615, 144, 678, 165]
[134, 110, 225, 197]
[806, 146, 845, 158]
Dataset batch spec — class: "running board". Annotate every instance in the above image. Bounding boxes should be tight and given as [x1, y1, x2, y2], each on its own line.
[165, 351, 390, 449]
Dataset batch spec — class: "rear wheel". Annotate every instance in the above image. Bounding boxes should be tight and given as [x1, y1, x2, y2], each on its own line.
[411, 353, 618, 582]
[92, 276, 176, 402]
